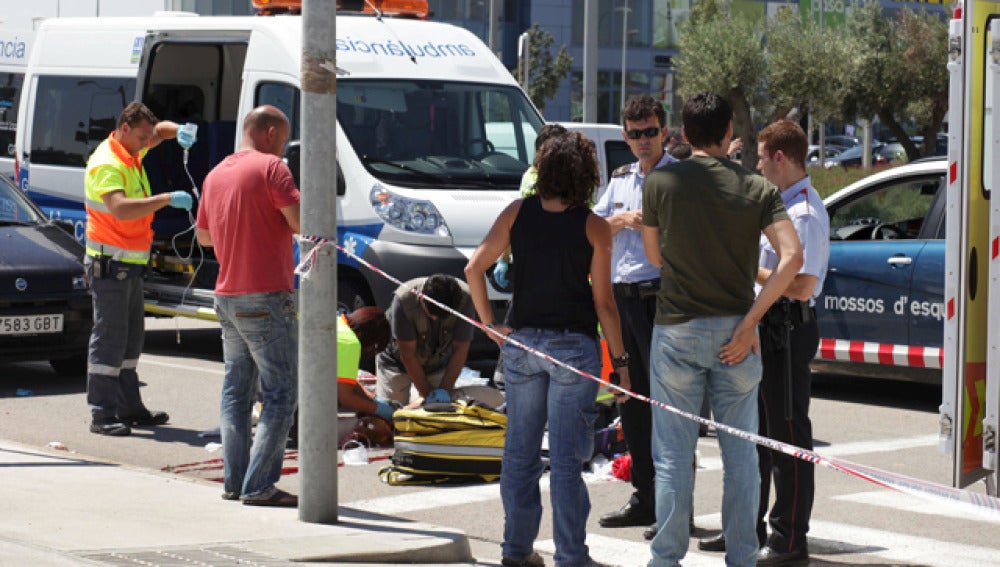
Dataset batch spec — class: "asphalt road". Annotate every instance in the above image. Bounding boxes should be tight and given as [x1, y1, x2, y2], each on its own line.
[1, 317, 997, 566]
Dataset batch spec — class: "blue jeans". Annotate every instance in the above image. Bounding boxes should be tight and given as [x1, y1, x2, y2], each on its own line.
[500, 329, 600, 567]
[648, 316, 761, 567]
[216, 291, 298, 498]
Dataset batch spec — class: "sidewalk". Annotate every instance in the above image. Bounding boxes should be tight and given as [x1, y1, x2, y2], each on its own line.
[0, 440, 481, 566]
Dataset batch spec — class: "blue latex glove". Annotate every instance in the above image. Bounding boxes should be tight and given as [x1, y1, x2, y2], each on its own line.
[493, 259, 509, 289]
[373, 397, 397, 421]
[426, 388, 451, 404]
[177, 122, 198, 149]
[169, 191, 193, 210]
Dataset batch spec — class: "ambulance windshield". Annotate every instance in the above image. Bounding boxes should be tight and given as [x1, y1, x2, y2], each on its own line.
[338, 79, 543, 190]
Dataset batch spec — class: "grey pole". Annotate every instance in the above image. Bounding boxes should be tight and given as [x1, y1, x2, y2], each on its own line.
[299, 0, 339, 524]
[619, 1, 629, 118]
[489, 0, 501, 57]
[518, 31, 531, 93]
[582, 0, 598, 122]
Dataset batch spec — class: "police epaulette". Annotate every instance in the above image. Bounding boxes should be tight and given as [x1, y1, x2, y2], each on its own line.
[611, 164, 632, 178]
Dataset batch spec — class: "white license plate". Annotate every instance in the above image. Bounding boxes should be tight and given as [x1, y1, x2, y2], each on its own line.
[0, 314, 64, 335]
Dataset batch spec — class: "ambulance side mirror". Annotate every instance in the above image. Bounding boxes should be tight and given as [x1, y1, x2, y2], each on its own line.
[283, 140, 346, 196]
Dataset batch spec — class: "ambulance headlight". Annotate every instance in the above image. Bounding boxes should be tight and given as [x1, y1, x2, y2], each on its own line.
[370, 186, 451, 237]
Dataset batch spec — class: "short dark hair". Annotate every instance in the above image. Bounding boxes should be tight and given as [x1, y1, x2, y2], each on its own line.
[621, 95, 666, 128]
[346, 306, 391, 353]
[421, 274, 462, 318]
[118, 102, 158, 129]
[681, 92, 732, 149]
[668, 141, 692, 160]
[534, 130, 599, 208]
[757, 119, 808, 170]
[535, 123, 568, 152]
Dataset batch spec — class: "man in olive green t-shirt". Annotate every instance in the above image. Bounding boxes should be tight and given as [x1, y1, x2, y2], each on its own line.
[639, 92, 803, 567]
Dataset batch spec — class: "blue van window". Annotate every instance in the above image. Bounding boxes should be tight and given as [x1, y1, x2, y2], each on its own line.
[0, 72, 23, 159]
[30, 76, 136, 167]
[256, 82, 301, 140]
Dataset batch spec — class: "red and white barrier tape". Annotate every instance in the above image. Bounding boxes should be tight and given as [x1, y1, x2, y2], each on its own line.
[296, 235, 1000, 522]
[817, 338, 943, 369]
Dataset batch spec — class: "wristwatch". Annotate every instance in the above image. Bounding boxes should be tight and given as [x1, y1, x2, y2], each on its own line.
[611, 352, 630, 369]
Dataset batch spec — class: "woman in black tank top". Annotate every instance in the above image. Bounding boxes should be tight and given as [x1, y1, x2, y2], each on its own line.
[464, 131, 630, 567]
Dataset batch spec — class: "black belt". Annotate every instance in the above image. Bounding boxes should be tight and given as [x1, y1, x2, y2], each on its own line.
[612, 278, 659, 299]
[760, 299, 815, 327]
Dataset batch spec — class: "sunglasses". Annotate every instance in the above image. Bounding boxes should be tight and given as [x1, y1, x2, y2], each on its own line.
[625, 126, 662, 140]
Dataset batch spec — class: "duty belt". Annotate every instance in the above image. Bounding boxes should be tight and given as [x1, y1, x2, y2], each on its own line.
[760, 299, 815, 327]
[612, 278, 659, 299]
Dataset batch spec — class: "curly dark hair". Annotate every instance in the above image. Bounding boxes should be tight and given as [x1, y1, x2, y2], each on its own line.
[622, 95, 666, 128]
[534, 131, 599, 207]
[117, 102, 158, 129]
[420, 274, 462, 318]
[346, 306, 391, 354]
[535, 123, 568, 151]
[681, 92, 732, 149]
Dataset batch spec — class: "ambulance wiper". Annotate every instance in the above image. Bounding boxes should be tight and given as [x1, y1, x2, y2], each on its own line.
[361, 156, 449, 184]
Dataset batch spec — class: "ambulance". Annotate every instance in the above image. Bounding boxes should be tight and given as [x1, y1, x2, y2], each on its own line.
[14, 0, 541, 357]
[0, 27, 31, 181]
[940, 0, 1000, 493]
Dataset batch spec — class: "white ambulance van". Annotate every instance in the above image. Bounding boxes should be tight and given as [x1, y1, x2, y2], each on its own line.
[0, 27, 31, 182]
[15, 4, 541, 359]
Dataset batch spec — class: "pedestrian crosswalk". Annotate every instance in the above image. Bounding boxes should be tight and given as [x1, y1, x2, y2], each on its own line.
[337, 430, 996, 567]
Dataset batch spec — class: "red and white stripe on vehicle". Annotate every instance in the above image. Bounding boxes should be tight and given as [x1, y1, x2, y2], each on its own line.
[817, 338, 943, 369]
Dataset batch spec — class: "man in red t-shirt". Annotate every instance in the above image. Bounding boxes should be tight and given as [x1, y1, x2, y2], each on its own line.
[195, 105, 301, 507]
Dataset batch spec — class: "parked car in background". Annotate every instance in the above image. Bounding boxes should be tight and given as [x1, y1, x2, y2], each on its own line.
[0, 174, 91, 376]
[813, 159, 946, 384]
[825, 134, 861, 148]
[807, 144, 845, 166]
[824, 142, 905, 169]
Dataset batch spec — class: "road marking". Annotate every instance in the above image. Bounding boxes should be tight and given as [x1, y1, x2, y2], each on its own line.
[140, 355, 224, 375]
[697, 434, 937, 471]
[833, 489, 999, 522]
[534, 515, 1000, 567]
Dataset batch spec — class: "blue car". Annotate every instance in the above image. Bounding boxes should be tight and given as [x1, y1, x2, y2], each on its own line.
[812, 159, 946, 384]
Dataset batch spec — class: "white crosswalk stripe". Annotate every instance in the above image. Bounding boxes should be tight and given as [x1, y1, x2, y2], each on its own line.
[696, 434, 937, 471]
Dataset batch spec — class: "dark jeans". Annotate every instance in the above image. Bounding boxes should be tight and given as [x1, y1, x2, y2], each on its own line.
[613, 289, 655, 513]
[757, 317, 818, 551]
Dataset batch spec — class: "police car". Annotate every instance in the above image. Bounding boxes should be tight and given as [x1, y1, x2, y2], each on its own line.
[812, 158, 946, 384]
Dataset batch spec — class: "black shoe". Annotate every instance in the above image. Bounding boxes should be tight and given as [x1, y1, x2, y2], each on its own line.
[119, 410, 169, 427]
[598, 502, 656, 528]
[501, 552, 544, 567]
[756, 545, 809, 566]
[698, 533, 726, 552]
[221, 491, 240, 501]
[89, 421, 131, 436]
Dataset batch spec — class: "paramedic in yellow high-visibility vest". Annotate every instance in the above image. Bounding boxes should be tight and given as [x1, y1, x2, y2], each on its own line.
[337, 307, 397, 419]
[84, 101, 194, 437]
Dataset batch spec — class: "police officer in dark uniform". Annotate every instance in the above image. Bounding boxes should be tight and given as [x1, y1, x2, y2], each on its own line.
[593, 95, 676, 532]
[698, 119, 829, 565]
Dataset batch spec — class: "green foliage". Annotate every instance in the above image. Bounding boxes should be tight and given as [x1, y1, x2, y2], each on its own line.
[808, 163, 899, 199]
[764, 9, 851, 124]
[516, 24, 572, 114]
[842, 5, 948, 160]
[676, 0, 766, 167]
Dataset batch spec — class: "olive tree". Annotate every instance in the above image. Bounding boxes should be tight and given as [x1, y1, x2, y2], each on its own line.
[675, 0, 767, 167]
[516, 23, 572, 114]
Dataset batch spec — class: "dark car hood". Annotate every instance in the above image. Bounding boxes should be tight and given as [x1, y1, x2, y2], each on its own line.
[0, 223, 86, 295]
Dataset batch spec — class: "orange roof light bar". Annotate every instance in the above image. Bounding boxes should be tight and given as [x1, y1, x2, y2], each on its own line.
[253, 0, 429, 18]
